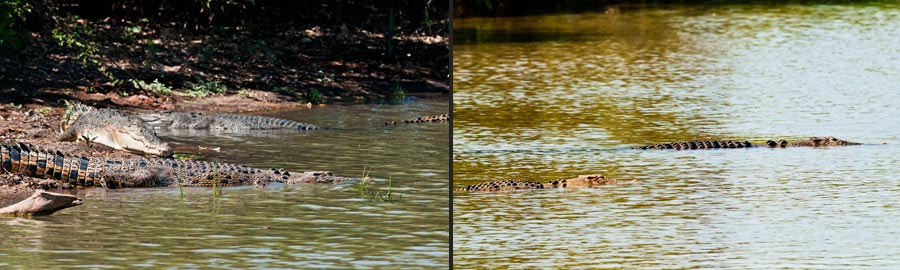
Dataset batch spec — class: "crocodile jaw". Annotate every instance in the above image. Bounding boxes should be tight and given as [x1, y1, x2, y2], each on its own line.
[75, 126, 173, 157]
[113, 131, 173, 157]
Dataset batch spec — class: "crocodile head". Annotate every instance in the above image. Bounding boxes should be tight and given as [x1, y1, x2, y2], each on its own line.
[811, 136, 861, 146]
[544, 174, 634, 188]
[66, 111, 174, 157]
[279, 170, 363, 184]
[135, 111, 177, 128]
[765, 136, 861, 148]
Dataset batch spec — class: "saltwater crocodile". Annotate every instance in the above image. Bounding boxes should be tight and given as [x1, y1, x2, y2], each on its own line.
[384, 114, 450, 125]
[62, 102, 326, 156]
[137, 111, 323, 130]
[456, 174, 636, 193]
[1, 141, 354, 188]
[633, 136, 861, 150]
[62, 103, 174, 157]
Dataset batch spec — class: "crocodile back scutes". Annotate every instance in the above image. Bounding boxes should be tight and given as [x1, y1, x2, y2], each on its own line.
[385, 114, 450, 125]
[634, 140, 754, 150]
[455, 180, 545, 193]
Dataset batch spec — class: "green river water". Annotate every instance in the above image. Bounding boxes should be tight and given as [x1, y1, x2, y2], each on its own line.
[1, 97, 450, 269]
[454, 4, 900, 269]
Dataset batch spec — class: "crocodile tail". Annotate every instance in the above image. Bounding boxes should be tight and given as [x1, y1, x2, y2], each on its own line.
[0, 141, 106, 186]
[212, 114, 322, 130]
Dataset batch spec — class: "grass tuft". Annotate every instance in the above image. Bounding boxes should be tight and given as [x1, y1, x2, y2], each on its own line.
[307, 89, 326, 104]
[375, 175, 402, 202]
[390, 84, 406, 103]
[356, 166, 403, 202]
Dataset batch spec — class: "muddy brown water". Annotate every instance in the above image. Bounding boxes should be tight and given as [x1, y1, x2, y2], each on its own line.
[454, 5, 900, 269]
[0, 97, 449, 269]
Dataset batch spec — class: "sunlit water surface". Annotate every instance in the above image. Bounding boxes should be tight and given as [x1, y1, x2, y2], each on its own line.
[454, 5, 900, 269]
[0, 97, 449, 269]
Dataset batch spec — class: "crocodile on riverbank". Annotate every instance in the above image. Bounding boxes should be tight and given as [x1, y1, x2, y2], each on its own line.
[62, 102, 328, 156]
[62, 103, 174, 157]
[137, 111, 323, 130]
[1, 141, 355, 188]
[633, 136, 861, 150]
[456, 174, 636, 193]
[384, 114, 450, 125]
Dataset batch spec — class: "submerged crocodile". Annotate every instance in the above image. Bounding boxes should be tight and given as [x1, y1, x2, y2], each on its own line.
[62, 103, 174, 157]
[633, 136, 861, 150]
[384, 114, 450, 125]
[456, 174, 636, 193]
[1, 141, 353, 188]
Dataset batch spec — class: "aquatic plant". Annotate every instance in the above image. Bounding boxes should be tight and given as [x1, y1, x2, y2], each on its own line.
[356, 165, 373, 197]
[212, 163, 222, 198]
[177, 162, 185, 200]
[356, 166, 403, 202]
[375, 175, 402, 202]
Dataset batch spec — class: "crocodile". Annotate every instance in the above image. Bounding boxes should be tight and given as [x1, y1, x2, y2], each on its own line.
[62, 103, 174, 157]
[1, 141, 354, 188]
[384, 114, 450, 125]
[61, 102, 326, 156]
[137, 111, 323, 130]
[456, 174, 636, 193]
[633, 136, 861, 150]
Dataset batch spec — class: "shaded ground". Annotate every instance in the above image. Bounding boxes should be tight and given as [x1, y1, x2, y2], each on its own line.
[1, 1, 449, 110]
[1, 21, 449, 109]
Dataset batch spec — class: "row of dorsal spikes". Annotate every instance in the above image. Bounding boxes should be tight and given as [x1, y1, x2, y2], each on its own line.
[1, 140, 296, 187]
[385, 114, 450, 125]
[635, 140, 754, 150]
[1, 141, 101, 185]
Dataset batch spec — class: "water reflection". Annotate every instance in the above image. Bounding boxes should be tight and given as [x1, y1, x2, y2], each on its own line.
[454, 5, 900, 269]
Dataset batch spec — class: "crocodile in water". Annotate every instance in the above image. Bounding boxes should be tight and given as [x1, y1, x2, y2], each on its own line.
[384, 114, 450, 125]
[456, 174, 636, 193]
[138, 111, 323, 130]
[633, 136, 861, 150]
[1, 141, 353, 188]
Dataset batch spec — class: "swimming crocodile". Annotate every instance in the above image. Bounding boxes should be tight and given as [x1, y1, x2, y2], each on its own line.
[456, 174, 636, 193]
[633, 136, 861, 150]
[384, 114, 450, 125]
[137, 111, 323, 130]
[62, 103, 174, 157]
[1, 141, 354, 188]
